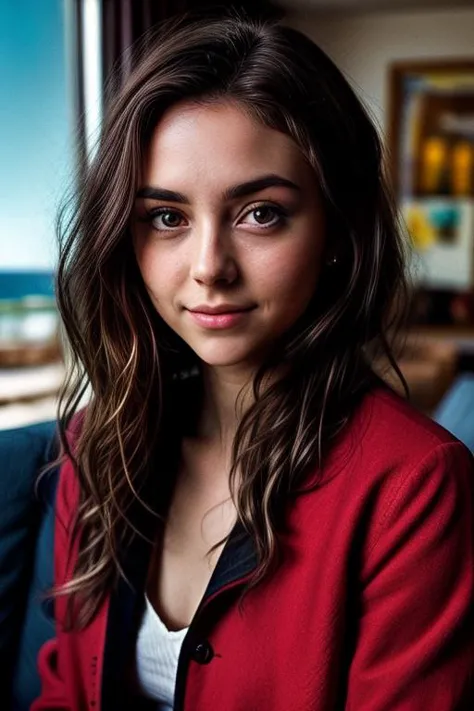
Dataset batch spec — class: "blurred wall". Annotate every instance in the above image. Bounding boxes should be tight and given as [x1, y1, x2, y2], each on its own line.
[0, 0, 73, 271]
[289, 7, 474, 134]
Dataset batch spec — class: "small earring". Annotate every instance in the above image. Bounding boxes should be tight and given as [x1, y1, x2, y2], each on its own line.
[327, 255, 338, 266]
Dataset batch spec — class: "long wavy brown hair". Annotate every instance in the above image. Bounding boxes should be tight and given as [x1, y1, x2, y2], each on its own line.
[54, 13, 409, 627]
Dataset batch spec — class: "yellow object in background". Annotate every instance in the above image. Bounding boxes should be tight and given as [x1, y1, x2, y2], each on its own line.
[404, 206, 436, 251]
[420, 136, 449, 194]
[451, 140, 473, 196]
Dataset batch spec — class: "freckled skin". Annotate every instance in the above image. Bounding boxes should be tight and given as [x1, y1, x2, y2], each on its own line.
[132, 101, 326, 370]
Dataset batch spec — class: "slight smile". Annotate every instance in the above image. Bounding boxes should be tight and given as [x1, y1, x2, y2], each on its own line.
[186, 304, 256, 330]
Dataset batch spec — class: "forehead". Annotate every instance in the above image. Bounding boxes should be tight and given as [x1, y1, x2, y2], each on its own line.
[141, 100, 312, 189]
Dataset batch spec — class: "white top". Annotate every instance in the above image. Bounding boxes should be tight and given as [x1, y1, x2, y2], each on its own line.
[135, 595, 189, 710]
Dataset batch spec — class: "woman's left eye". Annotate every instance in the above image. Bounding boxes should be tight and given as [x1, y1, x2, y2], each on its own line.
[240, 205, 287, 229]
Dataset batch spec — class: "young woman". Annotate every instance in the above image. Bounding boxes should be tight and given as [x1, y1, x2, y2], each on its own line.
[33, 14, 473, 711]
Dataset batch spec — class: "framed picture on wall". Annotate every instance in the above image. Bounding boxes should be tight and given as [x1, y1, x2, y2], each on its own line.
[388, 60, 474, 200]
[401, 197, 474, 290]
[388, 60, 474, 324]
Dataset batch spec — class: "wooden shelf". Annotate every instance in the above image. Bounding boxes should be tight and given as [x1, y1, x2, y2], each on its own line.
[411, 326, 474, 353]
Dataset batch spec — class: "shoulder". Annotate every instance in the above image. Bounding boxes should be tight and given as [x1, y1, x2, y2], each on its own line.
[315, 386, 474, 531]
[357, 385, 458, 450]
[291, 388, 474, 589]
[330, 385, 472, 476]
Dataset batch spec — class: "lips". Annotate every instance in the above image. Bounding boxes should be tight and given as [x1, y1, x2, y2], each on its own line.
[185, 304, 256, 330]
[188, 304, 255, 315]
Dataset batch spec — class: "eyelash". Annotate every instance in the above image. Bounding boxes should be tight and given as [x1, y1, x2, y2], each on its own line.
[143, 203, 289, 233]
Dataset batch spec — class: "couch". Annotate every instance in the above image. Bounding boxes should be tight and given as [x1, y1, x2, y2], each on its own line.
[0, 420, 58, 710]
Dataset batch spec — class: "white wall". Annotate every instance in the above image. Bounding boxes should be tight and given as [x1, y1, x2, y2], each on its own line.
[289, 7, 474, 135]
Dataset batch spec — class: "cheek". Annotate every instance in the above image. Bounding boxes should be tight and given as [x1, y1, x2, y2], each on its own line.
[257, 238, 323, 306]
[134, 240, 181, 304]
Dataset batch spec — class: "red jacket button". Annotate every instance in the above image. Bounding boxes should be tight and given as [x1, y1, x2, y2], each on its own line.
[192, 641, 214, 664]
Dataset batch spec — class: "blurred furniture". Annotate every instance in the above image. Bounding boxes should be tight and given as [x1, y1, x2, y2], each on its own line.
[0, 296, 60, 367]
[433, 372, 474, 451]
[0, 296, 64, 430]
[380, 334, 458, 413]
[0, 363, 64, 431]
[0, 363, 64, 405]
[0, 396, 59, 432]
[397, 336, 457, 412]
[0, 421, 58, 711]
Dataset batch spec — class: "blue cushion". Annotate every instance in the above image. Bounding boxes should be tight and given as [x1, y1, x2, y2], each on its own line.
[433, 374, 474, 452]
[0, 421, 58, 705]
[10, 464, 58, 710]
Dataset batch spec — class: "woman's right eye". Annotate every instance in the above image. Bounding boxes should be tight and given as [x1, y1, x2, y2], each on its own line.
[149, 208, 186, 231]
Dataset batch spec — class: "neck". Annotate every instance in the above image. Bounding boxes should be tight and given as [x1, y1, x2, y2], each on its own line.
[198, 365, 254, 448]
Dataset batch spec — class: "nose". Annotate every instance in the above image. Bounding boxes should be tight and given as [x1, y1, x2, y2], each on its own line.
[190, 223, 238, 286]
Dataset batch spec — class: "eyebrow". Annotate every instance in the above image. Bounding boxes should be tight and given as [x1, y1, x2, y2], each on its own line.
[135, 174, 301, 204]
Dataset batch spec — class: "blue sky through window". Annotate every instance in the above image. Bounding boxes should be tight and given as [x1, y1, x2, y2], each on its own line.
[0, 0, 73, 270]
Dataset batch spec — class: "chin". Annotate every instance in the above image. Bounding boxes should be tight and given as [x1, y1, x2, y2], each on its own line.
[196, 354, 253, 369]
[190, 343, 260, 370]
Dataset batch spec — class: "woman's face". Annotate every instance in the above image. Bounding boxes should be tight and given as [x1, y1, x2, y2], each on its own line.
[132, 100, 325, 371]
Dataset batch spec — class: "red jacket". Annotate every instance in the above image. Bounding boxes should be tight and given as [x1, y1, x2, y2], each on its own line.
[32, 388, 474, 710]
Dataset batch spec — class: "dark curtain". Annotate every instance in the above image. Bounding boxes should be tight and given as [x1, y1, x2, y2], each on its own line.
[101, 0, 286, 94]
